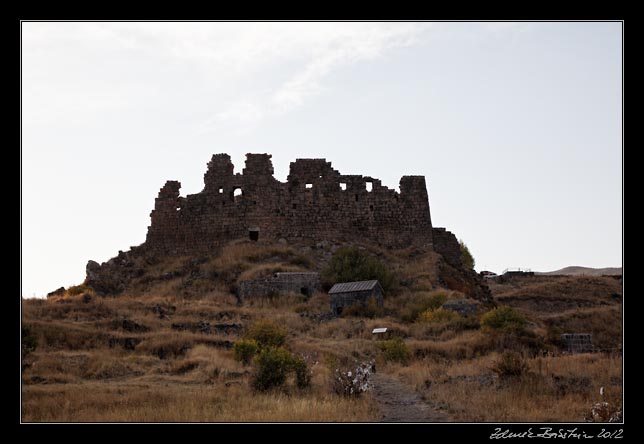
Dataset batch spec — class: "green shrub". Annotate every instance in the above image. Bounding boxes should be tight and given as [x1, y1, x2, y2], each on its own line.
[252, 347, 293, 391]
[233, 339, 259, 365]
[459, 240, 475, 269]
[245, 320, 287, 350]
[491, 351, 529, 377]
[67, 284, 88, 296]
[291, 355, 311, 389]
[419, 307, 460, 323]
[400, 292, 448, 323]
[481, 306, 526, 334]
[377, 337, 411, 365]
[322, 246, 395, 292]
[251, 347, 310, 391]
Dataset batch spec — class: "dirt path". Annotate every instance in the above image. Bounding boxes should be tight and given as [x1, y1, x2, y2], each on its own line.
[371, 373, 450, 423]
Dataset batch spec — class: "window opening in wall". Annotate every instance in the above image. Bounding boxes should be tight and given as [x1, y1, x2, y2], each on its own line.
[233, 188, 242, 197]
[366, 182, 373, 192]
[355, 194, 359, 202]
[218, 187, 223, 194]
[340, 183, 347, 191]
[249, 229, 259, 242]
[306, 183, 313, 189]
[293, 203, 297, 210]
[300, 287, 310, 297]
[370, 205, 374, 211]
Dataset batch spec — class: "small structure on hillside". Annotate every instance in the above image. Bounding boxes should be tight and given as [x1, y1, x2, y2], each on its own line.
[371, 327, 391, 340]
[329, 280, 384, 316]
[501, 267, 535, 278]
[561, 333, 594, 354]
[238, 272, 320, 301]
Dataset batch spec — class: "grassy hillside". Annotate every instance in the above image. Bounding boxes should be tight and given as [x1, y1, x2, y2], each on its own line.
[22, 240, 623, 422]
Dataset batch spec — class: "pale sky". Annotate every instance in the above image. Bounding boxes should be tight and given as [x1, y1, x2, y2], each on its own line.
[21, 21, 622, 298]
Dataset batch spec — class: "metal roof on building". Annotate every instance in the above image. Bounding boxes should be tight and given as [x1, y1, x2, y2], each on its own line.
[328, 280, 381, 294]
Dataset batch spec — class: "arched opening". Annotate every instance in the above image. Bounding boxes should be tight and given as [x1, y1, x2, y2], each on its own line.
[232, 187, 242, 202]
[366, 182, 373, 192]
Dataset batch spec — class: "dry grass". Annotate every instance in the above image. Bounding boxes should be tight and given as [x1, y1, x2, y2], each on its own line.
[389, 349, 622, 422]
[23, 240, 622, 423]
[22, 382, 378, 422]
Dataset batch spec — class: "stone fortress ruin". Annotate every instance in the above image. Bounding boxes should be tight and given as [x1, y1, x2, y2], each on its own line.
[85, 153, 491, 302]
[144, 153, 461, 262]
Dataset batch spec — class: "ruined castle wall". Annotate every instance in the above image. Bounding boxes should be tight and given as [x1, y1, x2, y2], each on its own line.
[144, 153, 434, 255]
[238, 272, 320, 300]
[432, 227, 462, 267]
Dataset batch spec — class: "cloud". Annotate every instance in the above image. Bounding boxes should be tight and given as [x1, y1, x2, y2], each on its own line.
[22, 22, 431, 134]
[189, 23, 432, 132]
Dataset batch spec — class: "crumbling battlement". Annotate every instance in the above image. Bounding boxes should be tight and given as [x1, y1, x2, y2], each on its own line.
[144, 153, 434, 255]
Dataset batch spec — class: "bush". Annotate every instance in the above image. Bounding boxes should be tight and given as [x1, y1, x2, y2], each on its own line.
[419, 307, 460, 324]
[459, 240, 475, 269]
[245, 321, 287, 350]
[233, 339, 259, 365]
[251, 347, 311, 391]
[252, 347, 293, 391]
[332, 361, 375, 397]
[67, 284, 89, 296]
[322, 246, 395, 292]
[400, 292, 448, 323]
[492, 351, 529, 378]
[481, 306, 527, 334]
[377, 337, 411, 365]
[291, 355, 311, 389]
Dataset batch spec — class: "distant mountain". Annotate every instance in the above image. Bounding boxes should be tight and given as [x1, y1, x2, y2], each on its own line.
[536, 266, 622, 276]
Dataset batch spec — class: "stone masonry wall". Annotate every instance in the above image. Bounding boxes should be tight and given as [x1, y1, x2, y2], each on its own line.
[238, 272, 320, 300]
[432, 228, 462, 267]
[144, 153, 434, 255]
[330, 288, 384, 316]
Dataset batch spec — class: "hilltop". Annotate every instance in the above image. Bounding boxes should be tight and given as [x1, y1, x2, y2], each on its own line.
[536, 266, 622, 276]
[22, 238, 622, 422]
[21, 153, 622, 422]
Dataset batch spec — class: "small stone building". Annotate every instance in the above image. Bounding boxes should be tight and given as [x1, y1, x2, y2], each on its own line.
[238, 272, 320, 300]
[329, 280, 384, 316]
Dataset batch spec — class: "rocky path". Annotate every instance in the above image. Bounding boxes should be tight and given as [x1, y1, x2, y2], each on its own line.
[371, 373, 450, 423]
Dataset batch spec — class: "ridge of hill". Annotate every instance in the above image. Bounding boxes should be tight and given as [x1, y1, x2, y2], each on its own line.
[22, 240, 622, 422]
[536, 266, 622, 276]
